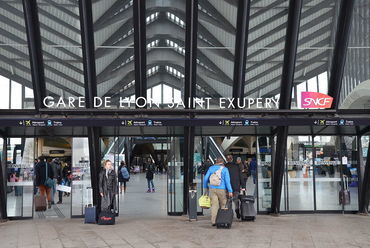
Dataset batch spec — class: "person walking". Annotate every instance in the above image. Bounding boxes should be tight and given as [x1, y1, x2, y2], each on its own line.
[146, 158, 156, 193]
[118, 161, 130, 193]
[237, 157, 248, 188]
[203, 157, 233, 226]
[250, 157, 257, 184]
[99, 160, 118, 212]
[225, 155, 245, 219]
[34, 156, 54, 209]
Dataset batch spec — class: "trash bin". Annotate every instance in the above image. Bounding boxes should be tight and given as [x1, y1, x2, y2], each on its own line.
[188, 183, 197, 221]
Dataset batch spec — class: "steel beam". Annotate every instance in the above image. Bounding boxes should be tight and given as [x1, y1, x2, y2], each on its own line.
[79, 0, 97, 108]
[328, 0, 355, 110]
[133, 0, 147, 107]
[22, 0, 47, 111]
[184, 0, 198, 109]
[271, 0, 303, 215]
[232, 0, 251, 103]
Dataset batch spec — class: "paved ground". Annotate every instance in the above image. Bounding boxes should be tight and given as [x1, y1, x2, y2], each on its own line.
[1, 214, 370, 248]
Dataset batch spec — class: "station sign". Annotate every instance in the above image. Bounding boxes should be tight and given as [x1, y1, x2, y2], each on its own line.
[0, 117, 365, 127]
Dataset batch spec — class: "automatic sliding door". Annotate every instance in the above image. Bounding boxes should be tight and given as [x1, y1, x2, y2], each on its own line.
[315, 136, 342, 211]
[256, 136, 272, 212]
[286, 136, 314, 211]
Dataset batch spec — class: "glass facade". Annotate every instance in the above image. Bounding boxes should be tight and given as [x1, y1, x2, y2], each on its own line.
[1, 0, 370, 221]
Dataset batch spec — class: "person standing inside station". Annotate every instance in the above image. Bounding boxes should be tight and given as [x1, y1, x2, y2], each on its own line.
[225, 155, 245, 219]
[145, 158, 156, 193]
[118, 161, 130, 194]
[99, 160, 117, 212]
[203, 157, 233, 226]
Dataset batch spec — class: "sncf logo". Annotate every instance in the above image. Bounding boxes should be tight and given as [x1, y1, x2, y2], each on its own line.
[301, 92, 333, 109]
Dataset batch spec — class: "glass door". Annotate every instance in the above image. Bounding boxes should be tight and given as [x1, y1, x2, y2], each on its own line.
[286, 136, 314, 211]
[6, 137, 35, 218]
[256, 136, 273, 212]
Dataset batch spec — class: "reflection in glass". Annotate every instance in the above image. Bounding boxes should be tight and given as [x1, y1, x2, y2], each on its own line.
[257, 136, 272, 211]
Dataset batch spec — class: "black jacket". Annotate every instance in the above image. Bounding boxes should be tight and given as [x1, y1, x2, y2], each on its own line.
[99, 169, 118, 195]
[146, 163, 155, 180]
[225, 162, 244, 192]
[35, 161, 54, 186]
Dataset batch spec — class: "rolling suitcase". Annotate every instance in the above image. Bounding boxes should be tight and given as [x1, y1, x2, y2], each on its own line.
[239, 190, 256, 221]
[98, 210, 115, 225]
[34, 194, 47, 211]
[84, 187, 97, 224]
[339, 175, 351, 205]
[215, 199, 233, 229]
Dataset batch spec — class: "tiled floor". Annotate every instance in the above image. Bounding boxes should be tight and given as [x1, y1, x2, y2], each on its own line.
[1, 214, 370, 248]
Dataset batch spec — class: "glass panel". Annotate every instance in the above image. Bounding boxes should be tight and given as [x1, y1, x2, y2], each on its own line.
[167, 136, 184, 214]
[286, 136, 314, 211]
[0, 0, 34, 109]
[339, 0, 370, 109]
[315, 136, 342, 211]
[257, 136, 272, 212]
[193, 136, 204, 213]
[93, 0, 135, 107]
[10, 81, 22, 109]
[6, 138, 35, 218]
[197, 0, 236, 102]
[71, 138, 91, 216]
[37, 0, 85, 104]
[246, 0, 289, 103]
[341, 136, 359, 211]
[291, 0, 335, 109]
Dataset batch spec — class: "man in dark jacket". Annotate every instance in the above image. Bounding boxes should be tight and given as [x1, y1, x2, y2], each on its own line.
[225, 155, 245, 219]
[35, 156, 54, 208]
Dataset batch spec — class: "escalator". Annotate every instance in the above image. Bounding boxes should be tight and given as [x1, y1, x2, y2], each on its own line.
[206, 137, 226, 163]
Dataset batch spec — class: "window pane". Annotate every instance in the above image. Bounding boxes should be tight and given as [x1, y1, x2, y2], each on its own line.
[11, 81, 22, 109]
[152, 84, 162, 104]
[0, 76, 9, 109]
[162, 84, 173, 104]
[339, 0, 370, 109]
[0, 0, 34, 109]
[307, 77, 318, 92]
[318, 72, 328, 94]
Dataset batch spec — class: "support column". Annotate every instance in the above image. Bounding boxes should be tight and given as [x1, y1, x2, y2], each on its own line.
[79, 0, 97, 108]
[22, 0, 46, 111]
[232, 0, 251, 102]
[184, 0, 198, 109]
[133, 0, 147, 107]
[271, 0, 303, 215]
[87, 127, 101, 209]
[359, 138, 370, 214]
[328, 0, 355, 109]
[183, 126, 195, 214]
[0, 137, 7, 220]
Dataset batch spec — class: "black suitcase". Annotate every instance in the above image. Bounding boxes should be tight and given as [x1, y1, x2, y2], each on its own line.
[215, 199, 233, 229]
[98, 210, 115, 225]
[239, 191, 256, 221]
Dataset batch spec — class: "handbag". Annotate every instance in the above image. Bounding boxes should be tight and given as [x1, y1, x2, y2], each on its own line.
[198, 194, 211, 209]
[44, 163, 54, 188]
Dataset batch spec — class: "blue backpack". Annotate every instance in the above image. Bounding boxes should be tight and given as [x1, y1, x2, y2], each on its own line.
[121, 167, 130, 180]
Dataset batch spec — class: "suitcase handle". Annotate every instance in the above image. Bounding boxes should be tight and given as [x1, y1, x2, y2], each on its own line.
[343, 175, 349, 190]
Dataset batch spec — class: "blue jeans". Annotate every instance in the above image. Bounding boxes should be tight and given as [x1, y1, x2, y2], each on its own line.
[147, 179, 155, 190]
[51, 179, 57, 202]
[251, 170, 257, 184]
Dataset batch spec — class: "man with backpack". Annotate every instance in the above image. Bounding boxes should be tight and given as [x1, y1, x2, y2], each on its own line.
[203, 157, 233, 226]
